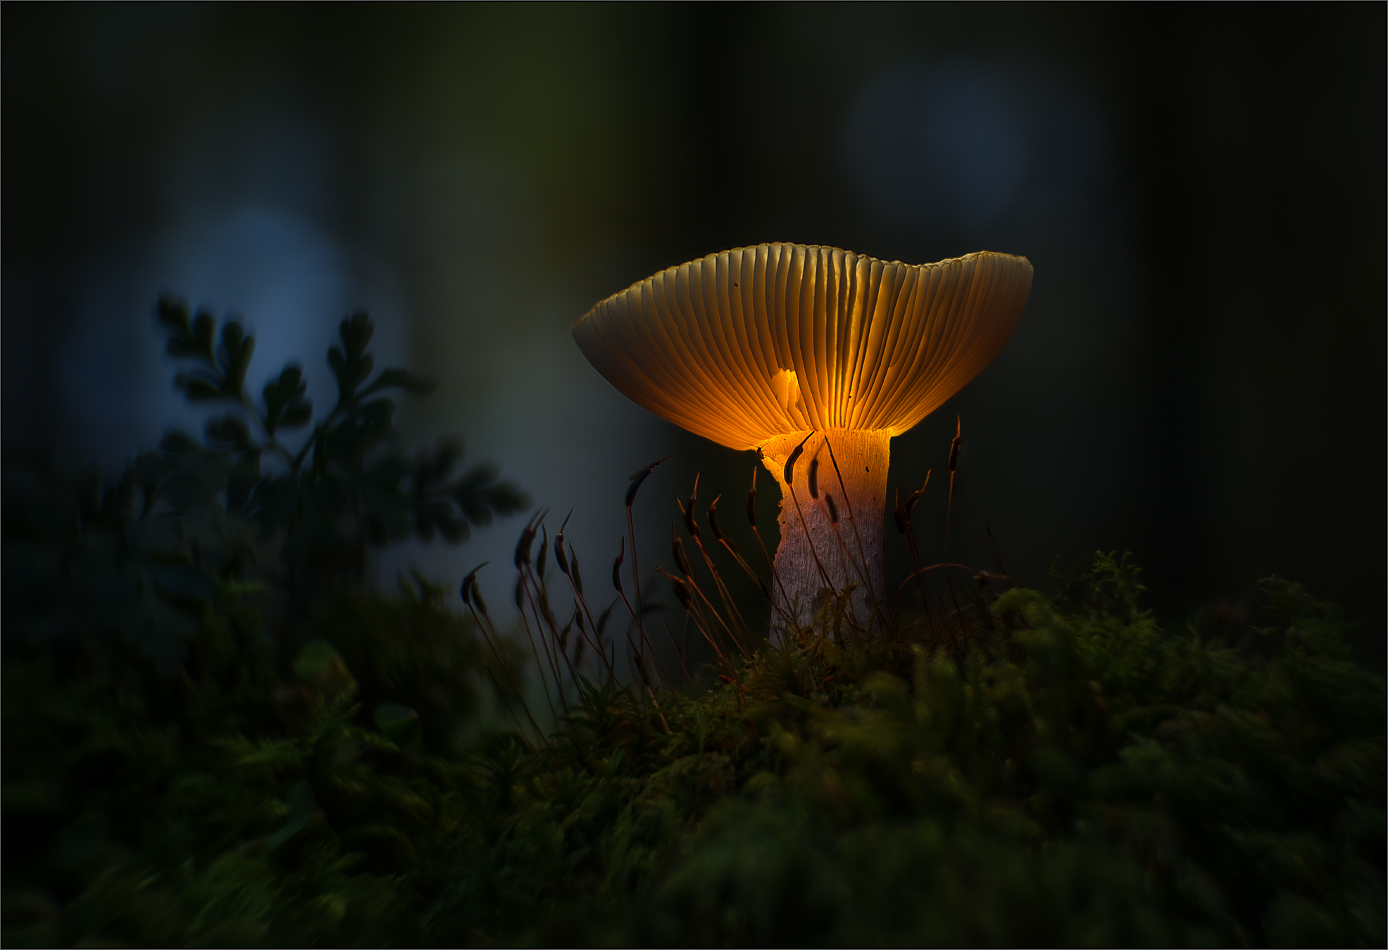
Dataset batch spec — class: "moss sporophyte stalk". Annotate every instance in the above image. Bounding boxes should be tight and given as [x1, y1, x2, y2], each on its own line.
[573, 243, 1032, 634]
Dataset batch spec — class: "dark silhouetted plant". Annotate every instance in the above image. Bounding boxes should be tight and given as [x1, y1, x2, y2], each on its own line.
[156, 296, 528, 597]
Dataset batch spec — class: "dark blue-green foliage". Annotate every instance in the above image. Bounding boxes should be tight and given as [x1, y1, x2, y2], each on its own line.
[3, 300, 526, 670]
[157, 297, 527, 575]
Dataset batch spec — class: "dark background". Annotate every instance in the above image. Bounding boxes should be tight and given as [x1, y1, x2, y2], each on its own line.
[4, 4, 1384, 661]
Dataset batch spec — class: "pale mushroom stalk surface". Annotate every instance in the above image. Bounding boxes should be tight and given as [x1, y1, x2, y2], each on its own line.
[574, 243, 1032, 634]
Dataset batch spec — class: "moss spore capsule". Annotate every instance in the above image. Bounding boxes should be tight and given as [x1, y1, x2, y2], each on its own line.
[746, 467, 758, 527]
[672, 527, 694, 578]
[783, 432, 812, 486]
[554, 533, 570, 574]
[626, 455, 672, 508]
[515, 526, 535, 568]
[611, 537, 625, 594]
[708, 495, 738, 554]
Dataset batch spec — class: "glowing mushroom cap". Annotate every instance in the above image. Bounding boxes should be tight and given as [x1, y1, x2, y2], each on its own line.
[573, 243, 1032, 451]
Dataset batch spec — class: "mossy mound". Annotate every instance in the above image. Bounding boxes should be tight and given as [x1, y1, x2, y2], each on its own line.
[4, 556, 1383, 948]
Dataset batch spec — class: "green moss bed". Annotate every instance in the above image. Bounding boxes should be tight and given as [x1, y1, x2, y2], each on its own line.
[4, 551, 1383, 947]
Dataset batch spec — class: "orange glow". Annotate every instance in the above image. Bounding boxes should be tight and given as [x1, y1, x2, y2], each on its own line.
[573, 243, 1033, 451]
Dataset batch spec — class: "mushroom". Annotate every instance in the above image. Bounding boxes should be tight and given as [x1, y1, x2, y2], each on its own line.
[573, 243, 1032, 631]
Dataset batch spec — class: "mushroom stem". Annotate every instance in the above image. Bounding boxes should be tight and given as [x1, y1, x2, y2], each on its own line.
[760, 428, 890, 633]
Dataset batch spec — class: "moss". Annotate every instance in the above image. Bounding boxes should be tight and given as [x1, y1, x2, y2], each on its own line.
[3, 556, 1381, 948]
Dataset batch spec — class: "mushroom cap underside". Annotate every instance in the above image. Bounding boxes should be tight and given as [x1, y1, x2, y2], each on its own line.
[573, 243, 1033, 451]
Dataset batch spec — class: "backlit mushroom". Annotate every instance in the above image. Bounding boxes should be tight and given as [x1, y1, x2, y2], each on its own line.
[573, 243, 1032, 630]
